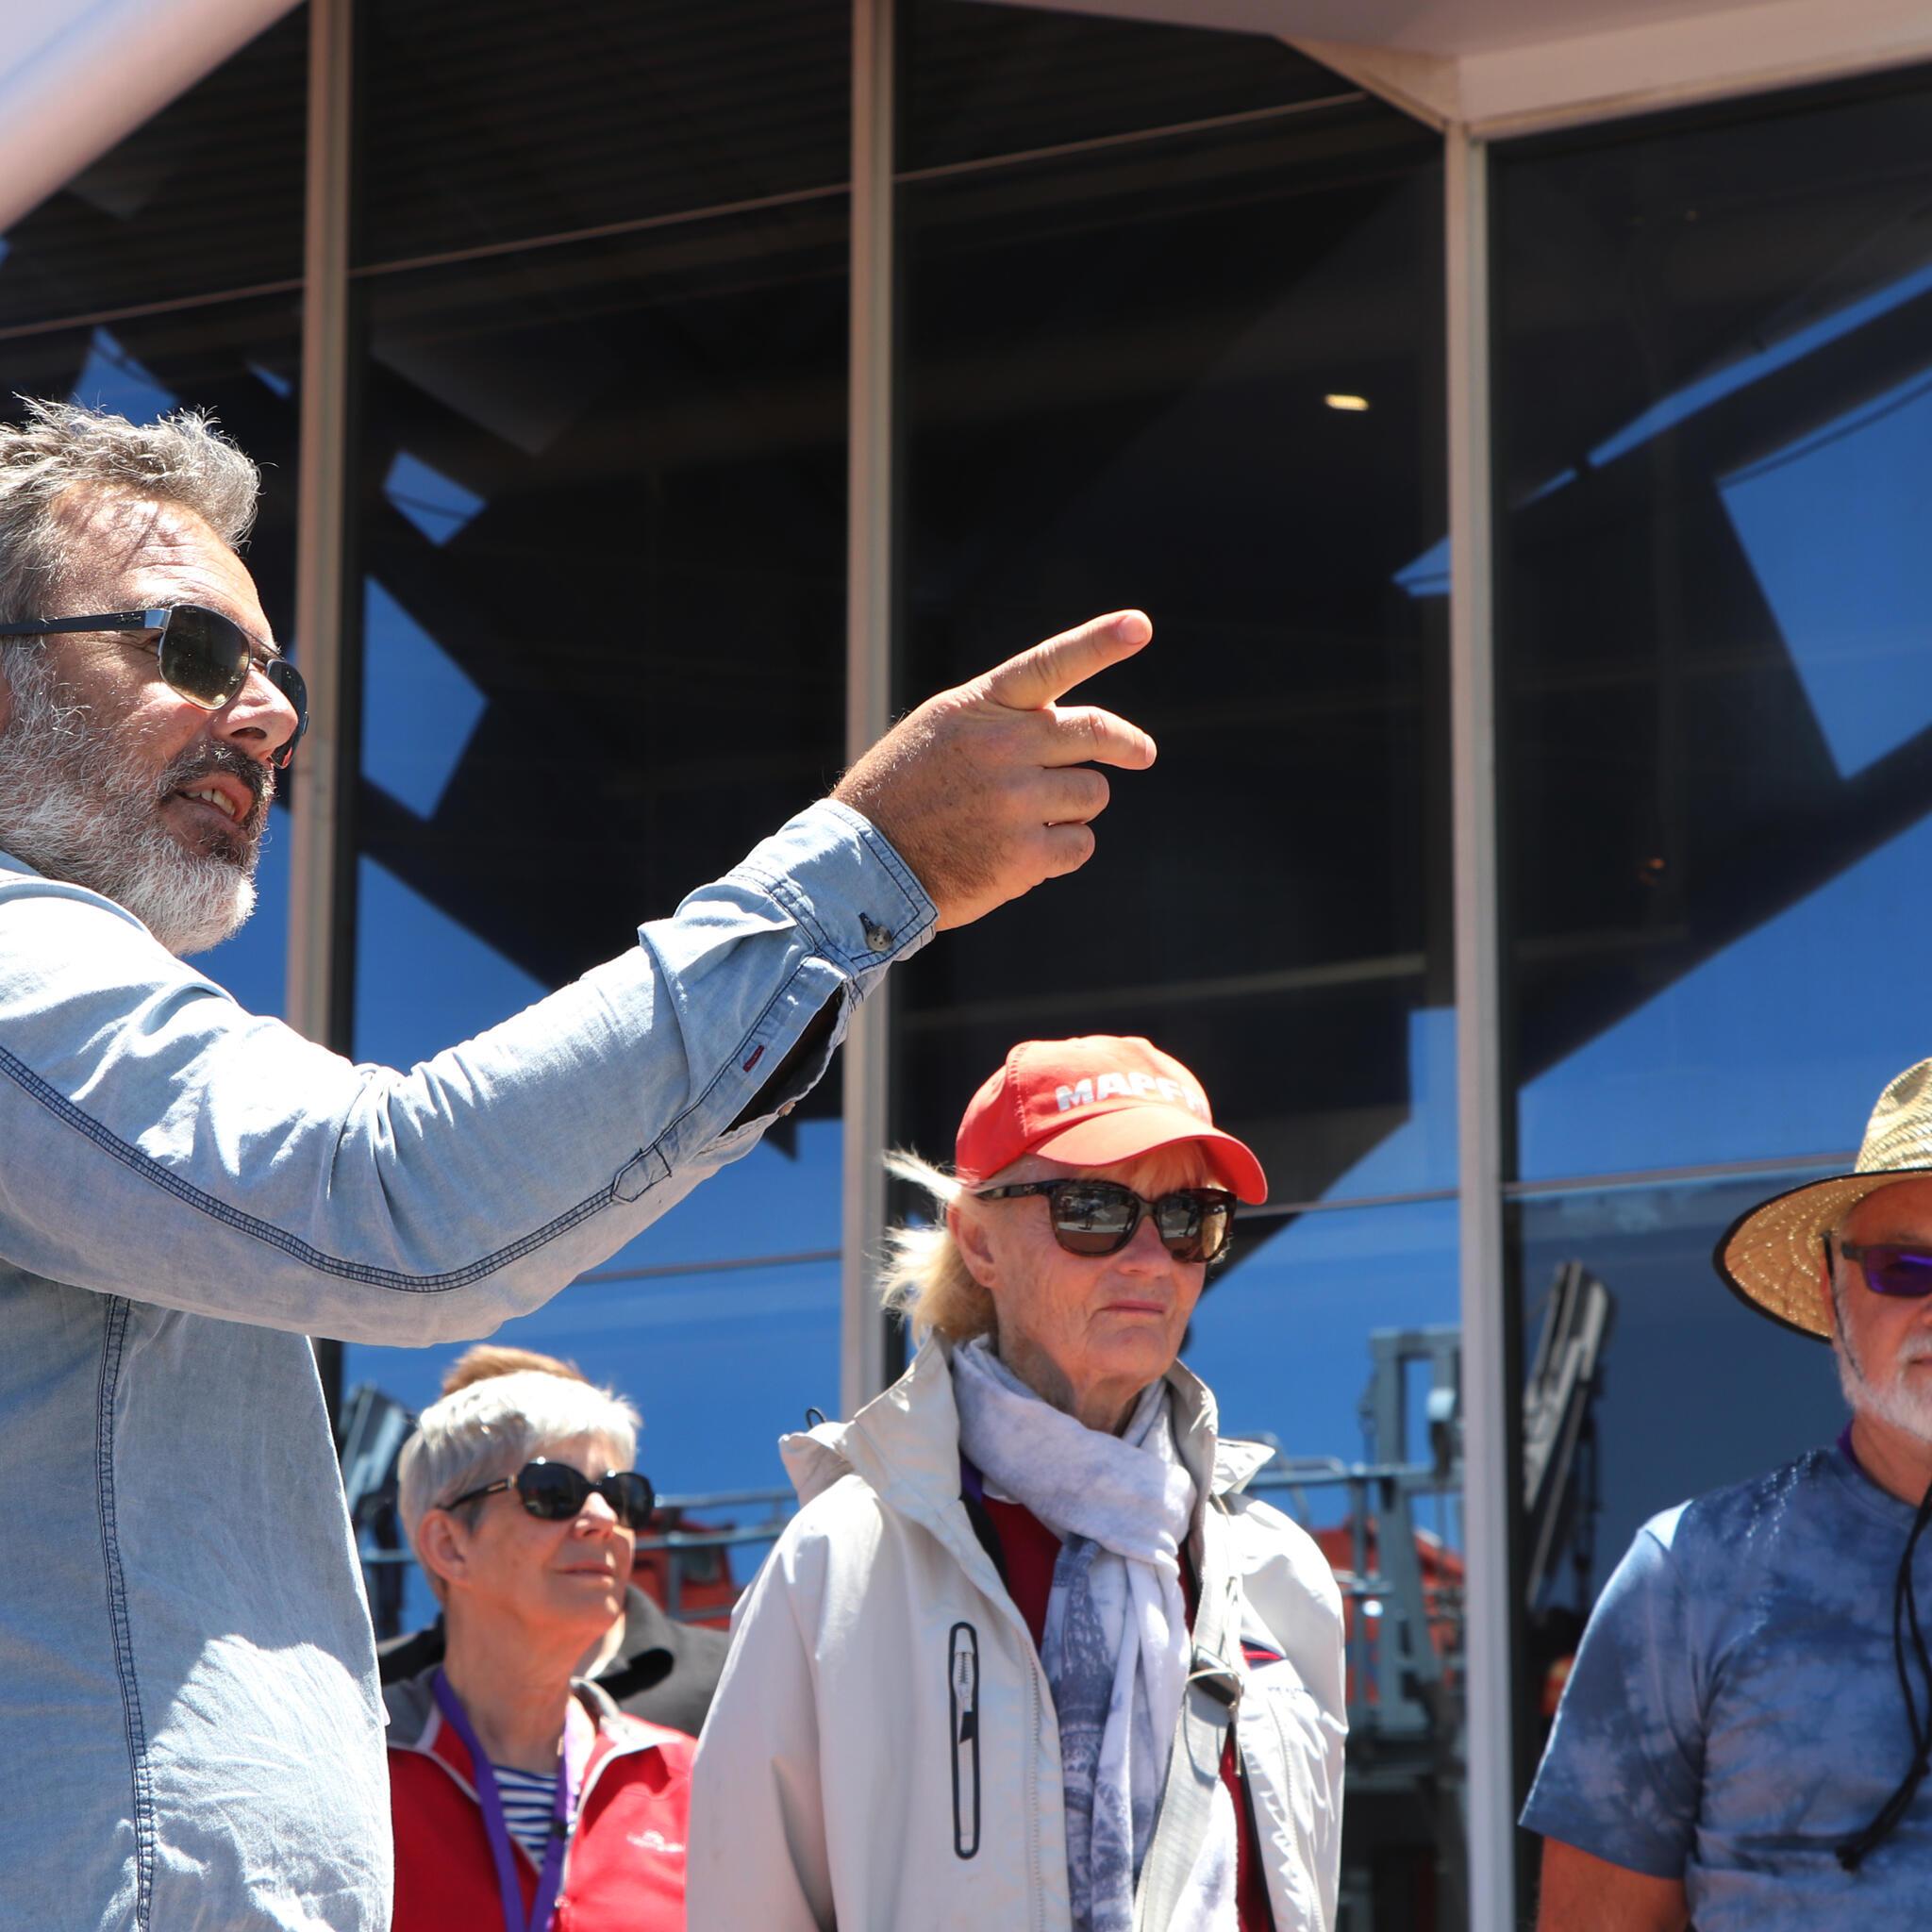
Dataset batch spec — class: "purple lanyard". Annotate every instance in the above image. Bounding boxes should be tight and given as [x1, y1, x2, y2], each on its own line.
[432, 1669, 584, 1932]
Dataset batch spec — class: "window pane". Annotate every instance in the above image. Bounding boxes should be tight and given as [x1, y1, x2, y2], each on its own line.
[1495, 76, 1932, 1180]
[895, 101, 1452, 1208]
[0, 9, 306, 332]
[1511, 1174, 1845, 1759]
[901, 0, 1356, 174]
[1190, 1201, 1465, 1925]
[345, 1254, 837, 1636]
[356, 0, 849, 267]
[341, 203, 849, 1592]
[1, 300, 302, 1013]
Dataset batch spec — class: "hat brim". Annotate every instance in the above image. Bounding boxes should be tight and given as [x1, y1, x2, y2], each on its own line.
[1714, 1167, 1932, 1341]
[1029, 1104, 1268, 1206]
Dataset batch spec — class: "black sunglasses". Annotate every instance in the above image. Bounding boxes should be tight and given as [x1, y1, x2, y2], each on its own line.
[974, 1178, 1238, 1264]
[0, 606, 308, 769]
[442, 1458, 656, 1530]
[1833, 1237, 1932, 1300]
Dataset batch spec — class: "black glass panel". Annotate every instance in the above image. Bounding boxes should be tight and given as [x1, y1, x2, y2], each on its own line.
[347, 197, 848, 1283]
[356, 0, 849, 267]
[1512, 1174, 1845, 1765]
[895, 102, 1451, 1209]
[0, 10, 306, 333]
[901, 0, 1357, 174]
[0, 298, 303, 1016]
[1494, 73, 1932, 1181]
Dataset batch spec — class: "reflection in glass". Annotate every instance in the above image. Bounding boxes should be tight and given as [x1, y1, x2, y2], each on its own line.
[1494, 78, 1932, 1179]
[1189, 1201, 1463, 1929]
[895, 98, 1452, 1209]
[0, 8, 305, 331]
[1511, 1173, 1846, 1765]
[343, 1254, 840, 1638]
[2, 303, 302, 1018]
[357, 0, 849, 267]
[900, 0, 1355, 174]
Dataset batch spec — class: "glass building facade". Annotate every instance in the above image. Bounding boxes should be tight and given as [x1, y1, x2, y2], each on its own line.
[9, 6, 1932, 1924]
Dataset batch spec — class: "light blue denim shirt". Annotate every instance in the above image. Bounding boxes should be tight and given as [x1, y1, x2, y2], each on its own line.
[0, 797, 934, 1931]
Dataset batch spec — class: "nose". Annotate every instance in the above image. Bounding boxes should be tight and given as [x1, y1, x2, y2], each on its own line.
[575, 1487, 622, 1530]
[212, 659, 302, 768]
[1114, 1211, 1175, 1274]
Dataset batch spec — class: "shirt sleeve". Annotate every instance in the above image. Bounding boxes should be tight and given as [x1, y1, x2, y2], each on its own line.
[0, 798, 933, 1343]
[1519, 1508, 1705, 1880]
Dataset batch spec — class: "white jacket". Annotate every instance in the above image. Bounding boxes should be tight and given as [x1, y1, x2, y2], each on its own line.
[688, 1336, 1347, 1931]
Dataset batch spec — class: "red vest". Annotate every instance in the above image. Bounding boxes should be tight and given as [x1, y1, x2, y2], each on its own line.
[389, 1699, 691, 1932]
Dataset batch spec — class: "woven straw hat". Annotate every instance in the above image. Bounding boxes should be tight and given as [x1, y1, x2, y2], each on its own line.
[1717, 1058, 1932, 1340]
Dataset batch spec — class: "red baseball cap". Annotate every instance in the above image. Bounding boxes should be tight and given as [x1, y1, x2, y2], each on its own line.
[954, 1035, 1268, 1205]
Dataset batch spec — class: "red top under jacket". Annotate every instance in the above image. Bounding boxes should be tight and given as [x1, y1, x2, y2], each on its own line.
[982, 1495, 1274, 1931]
[389, 1695, 692, 1932]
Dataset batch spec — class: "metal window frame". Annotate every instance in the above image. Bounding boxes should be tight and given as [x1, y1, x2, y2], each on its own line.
[840, 0, 897, 1423]
[285, 0, 353, 1052]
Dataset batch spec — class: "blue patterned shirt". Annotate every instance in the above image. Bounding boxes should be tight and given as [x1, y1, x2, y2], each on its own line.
[1523, 1442, 1932, 1925]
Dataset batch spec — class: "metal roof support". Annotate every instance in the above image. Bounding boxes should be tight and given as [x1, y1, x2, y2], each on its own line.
[840, 0, 897, 1422]
[1446, 125, 1514, 1932]
[285, 0, 353, 1052]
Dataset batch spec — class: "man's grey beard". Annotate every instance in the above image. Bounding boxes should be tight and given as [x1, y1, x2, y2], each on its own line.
[0, 649, 268, 956]
[1833, 1268, 1932, 1441]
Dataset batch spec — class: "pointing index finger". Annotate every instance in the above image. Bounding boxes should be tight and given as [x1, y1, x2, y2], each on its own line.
[979, 609, 1152, 712]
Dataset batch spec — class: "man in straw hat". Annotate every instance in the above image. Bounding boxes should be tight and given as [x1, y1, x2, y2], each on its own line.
[1523, 1058, 1932, 1928]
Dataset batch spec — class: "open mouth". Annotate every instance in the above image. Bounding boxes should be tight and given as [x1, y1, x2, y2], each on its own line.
[168, 770, 260, 832]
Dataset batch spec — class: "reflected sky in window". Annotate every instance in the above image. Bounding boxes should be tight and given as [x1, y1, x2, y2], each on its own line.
[1186, 1198, 1459, 1541]
[344, 1254, 840, 1635]
[69, 327, 175, 422]
[1720, 366, 1932, 777]
[1519, 806, 1932, 1178]
[359, 580, 489, 818]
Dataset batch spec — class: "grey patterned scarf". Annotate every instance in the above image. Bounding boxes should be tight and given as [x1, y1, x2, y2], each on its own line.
[952, 1338, 1238, 1931]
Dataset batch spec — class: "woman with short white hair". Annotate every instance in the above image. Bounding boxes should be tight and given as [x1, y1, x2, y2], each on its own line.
[386, 1369, 691, 1932]
[690, 1035, 1348, 1932]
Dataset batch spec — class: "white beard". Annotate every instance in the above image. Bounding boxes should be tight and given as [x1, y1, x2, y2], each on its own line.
[1834, 1274, 1932, 1442]
[0, 650, 263, 956]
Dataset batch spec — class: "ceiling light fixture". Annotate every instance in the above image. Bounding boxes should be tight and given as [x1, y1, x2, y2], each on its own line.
[1324, 393, 1371, 412]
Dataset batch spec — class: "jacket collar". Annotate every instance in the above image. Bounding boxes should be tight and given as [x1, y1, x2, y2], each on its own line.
[780, 1334, 1271, 1539]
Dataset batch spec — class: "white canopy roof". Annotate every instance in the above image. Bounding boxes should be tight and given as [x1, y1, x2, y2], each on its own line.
[0, 0, 297, 232]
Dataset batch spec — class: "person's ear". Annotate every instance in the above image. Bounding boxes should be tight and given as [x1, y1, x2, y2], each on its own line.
[950, 1199, 1000, 1291]
[415, 1510, 473, 1595]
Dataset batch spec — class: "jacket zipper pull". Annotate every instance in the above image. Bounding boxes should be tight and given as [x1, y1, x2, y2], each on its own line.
[949, 1623, 981, 1858]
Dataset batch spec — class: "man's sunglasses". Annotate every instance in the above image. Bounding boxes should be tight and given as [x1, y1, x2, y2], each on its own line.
[441, 1458, 656, 1530]
[1833, 1237, 1932, 1299]
[974, 1179, 1238, 1264]
[0, 607, 308, 769]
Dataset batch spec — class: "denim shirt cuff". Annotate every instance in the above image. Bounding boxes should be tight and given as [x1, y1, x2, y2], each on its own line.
[725, 796, 939, 994]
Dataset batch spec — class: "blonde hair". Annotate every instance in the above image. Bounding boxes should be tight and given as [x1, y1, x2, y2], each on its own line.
[878, 1141, 1220, 1345]
[440, 1342, 587, 1396]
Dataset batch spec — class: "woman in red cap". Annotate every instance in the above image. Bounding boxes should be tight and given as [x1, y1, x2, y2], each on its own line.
[689, 1036, 1346, 1932]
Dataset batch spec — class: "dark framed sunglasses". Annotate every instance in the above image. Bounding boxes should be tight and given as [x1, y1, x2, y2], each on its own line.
[1833, 1236, 1932, 1299]
[442, 1458, 656, 1530]
[974, 1178, 1238, 1264]
[0, 606, 308, 769]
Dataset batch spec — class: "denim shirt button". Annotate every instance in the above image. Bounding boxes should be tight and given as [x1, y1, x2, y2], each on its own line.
[861, 916, 893, 953]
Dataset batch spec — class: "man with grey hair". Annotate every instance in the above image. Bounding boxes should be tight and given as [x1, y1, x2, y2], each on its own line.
[1525, 1060, 1932, 1929]
[0, 397, 1159, 1929]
